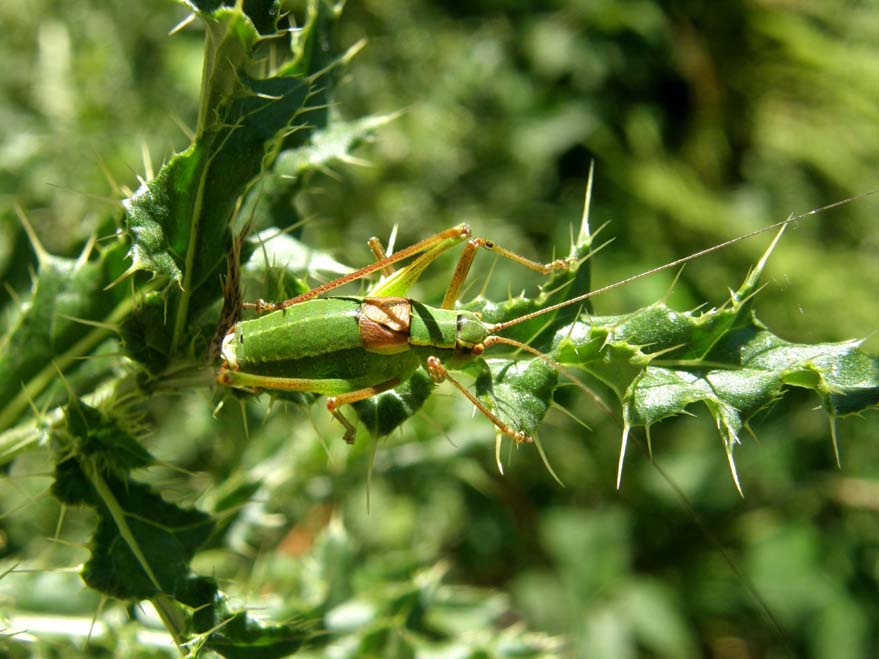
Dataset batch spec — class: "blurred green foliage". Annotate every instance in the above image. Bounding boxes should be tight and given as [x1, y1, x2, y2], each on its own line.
[1, 1, 877, 658]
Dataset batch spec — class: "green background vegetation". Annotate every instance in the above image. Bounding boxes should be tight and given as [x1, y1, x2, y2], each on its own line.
[1, 1, 877, 658]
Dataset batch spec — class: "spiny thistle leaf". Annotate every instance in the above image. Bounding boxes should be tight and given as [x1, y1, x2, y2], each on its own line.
[464, 209, 596, 349]
[248, 112, 394, 234]
[61, 397, 153, 474]
[353, 370, 437, 438]
[51, 397, 314, 656]
[273, 113, 398, 182]
[201, 615, 313, 659]
[475, 357, 559, 439]
[180, 576, 314, 659]
[543, 232, 879, 492]
[52, 398, 212, 599]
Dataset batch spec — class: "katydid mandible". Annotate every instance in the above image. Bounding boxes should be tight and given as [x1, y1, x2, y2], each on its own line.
[217, 190, 874, 445]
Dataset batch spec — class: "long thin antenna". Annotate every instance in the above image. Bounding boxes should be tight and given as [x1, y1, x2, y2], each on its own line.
[488, 190, 879, 333]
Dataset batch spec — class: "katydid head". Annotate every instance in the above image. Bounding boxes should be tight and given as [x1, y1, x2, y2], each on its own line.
[455, 310, 489, 351]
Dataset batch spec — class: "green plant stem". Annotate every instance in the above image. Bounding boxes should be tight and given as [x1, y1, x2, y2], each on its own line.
[169, 155, 210, 359]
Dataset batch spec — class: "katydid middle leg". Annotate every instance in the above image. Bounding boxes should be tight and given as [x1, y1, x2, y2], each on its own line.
[423, 356, 531, 444]
[250, 225, 474, 313]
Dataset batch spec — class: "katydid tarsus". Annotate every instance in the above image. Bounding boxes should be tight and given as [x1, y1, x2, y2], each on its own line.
[217, 179, 877, 452]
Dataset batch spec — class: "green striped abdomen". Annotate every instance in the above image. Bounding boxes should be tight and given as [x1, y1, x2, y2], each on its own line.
[220, 297, 485, 394]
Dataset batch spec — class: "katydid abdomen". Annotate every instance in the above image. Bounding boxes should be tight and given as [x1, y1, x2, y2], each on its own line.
[222, 297, 413, 394]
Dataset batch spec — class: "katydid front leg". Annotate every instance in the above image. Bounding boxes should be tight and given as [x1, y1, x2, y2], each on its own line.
[440, 236, 574, 309]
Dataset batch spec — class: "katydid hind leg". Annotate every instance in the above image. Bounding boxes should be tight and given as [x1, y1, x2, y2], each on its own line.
[249, 225, 473, 312]
[326, 378, 402, 444]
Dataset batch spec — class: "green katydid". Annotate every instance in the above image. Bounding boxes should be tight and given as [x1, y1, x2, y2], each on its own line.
[217, 185, 875, 447]
[218, 221, 581, 444]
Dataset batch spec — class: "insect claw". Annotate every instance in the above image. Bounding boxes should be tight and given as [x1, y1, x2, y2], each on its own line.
[508, 429, 532, 444]
[552, 257, 575, 270]
[217, 367, 231, 386]
[246, 298, 279, 314]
